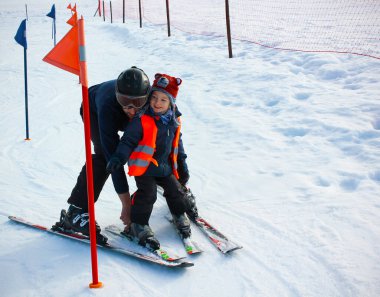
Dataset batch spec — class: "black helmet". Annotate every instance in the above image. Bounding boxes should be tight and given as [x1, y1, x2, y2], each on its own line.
[115, 66, 150, 108]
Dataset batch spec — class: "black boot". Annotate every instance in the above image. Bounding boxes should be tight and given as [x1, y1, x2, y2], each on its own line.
[64, 205, 101, 236]
[123, 223, 160, 250]
[172, 213, 191, 238]
[184, 188, 198, 220]
[52, 207, 107, 244]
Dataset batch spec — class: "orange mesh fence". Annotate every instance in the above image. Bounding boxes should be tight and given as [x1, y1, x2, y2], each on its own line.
[103, 0, 380, 59]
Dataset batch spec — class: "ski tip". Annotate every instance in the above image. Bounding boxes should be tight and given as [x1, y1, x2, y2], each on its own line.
[176, 261, 194, 268]
[186, 248, 203, 255]
[222, 245, 243, 254]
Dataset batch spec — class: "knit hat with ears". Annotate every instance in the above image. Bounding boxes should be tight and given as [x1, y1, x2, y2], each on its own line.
[150, 73, 182, 106]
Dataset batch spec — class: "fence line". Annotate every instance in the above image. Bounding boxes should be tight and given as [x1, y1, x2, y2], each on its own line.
[102, 0, 380, 60]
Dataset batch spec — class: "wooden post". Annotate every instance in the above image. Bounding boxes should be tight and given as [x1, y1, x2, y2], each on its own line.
[138, 0, 142, 28]
[166, 0, 171, 37]
[225, 0, 233, 58]
[123, 0, 125, 23]
[103, 1, 105, 22]
[110, 1, 113, 23]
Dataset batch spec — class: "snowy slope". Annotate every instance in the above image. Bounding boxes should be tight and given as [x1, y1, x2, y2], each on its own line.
[1, 1, 380, 297]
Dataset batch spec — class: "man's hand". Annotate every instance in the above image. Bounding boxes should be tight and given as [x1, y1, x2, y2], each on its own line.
[106, 155, 123, 173]
[118, 192, 131, 230]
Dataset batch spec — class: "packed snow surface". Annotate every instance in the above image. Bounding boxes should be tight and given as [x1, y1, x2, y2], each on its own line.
[0, 1, 379, 296]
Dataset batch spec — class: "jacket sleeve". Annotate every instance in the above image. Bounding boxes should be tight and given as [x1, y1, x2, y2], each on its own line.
[97, 101, 129, 194]
[177, 132, 189, 180]
[115, 116, 143, 165]
[177, 132, 187, 162]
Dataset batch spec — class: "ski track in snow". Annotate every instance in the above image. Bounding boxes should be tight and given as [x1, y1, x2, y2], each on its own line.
[1, 1, 380, 296]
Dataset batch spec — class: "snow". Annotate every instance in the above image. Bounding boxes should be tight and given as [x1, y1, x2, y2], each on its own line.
[1, 1, 380, 296]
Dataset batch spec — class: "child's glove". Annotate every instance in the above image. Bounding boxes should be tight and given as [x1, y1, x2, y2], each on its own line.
[178, 171, 190, 187]
[177, 159, 190, 186]
[106, 155, 123, 173]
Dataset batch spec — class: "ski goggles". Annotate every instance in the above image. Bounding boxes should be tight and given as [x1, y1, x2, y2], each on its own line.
[115, 86, 149, 109]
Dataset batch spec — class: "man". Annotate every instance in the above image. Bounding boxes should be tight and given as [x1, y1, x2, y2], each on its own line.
[62, 66, 150, 237]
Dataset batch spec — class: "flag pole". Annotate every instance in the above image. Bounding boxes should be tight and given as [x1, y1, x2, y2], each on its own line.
[24, 42, 30, 140]
[53, 19, 56, 46]
[15, 19, 30, 140]
[78, 16, 103, 289]
[47, 5, 56, 46]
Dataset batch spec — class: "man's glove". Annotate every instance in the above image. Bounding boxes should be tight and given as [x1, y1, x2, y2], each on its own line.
[177, 159, 190, 186]
[106, 155, 123, 173]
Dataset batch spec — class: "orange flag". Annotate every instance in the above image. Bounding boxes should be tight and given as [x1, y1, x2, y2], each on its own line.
[67, 3, 76, 13]
[67, 12, 77, 26]
[42, 24, 79, 76]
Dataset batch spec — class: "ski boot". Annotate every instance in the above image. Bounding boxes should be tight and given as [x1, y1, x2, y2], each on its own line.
[53, 205, 108, 244]
[183, 188, 199, 220]
[52, 209, 71, 232]
[172, 213, 191, 238]
[123, 223, 160, 251]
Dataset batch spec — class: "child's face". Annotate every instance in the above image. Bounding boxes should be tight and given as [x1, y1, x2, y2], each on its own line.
[150, 91, 171, 114]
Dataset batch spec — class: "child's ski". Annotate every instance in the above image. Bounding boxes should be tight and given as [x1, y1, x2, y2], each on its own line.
[105, 225, 186, 262]
[8, 215, 193, 268]
[180, 187, 242, 254]
[190, 215, 243, 254]
[165, 214, 203, 255]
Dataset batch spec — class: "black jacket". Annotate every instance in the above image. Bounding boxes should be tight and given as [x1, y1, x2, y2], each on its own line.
[88, 79, 130, 193]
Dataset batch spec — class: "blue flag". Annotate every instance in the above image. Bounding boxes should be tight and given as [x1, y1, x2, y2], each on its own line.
[47, 4, 56, 19]
[14, 19, 27, 49]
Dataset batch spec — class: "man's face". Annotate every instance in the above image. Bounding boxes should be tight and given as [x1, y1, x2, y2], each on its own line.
[122, 105, 138, 119]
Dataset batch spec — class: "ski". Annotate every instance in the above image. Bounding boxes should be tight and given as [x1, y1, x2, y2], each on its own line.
[165, 214, 203, 255]
[105, 225, 186, 262]
[158, 187, 241, 253]
[8, 215, 193, 268]
[190, 215, 243, 254]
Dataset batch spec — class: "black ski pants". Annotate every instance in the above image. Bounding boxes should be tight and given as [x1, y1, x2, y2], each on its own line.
[131, 175, 187, 225]
[67, 106, 110, 211]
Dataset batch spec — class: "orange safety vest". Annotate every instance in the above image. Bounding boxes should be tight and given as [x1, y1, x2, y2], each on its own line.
[128, 115, 181, 179]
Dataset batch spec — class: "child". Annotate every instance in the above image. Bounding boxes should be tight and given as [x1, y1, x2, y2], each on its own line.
[107, 73, 191, 250]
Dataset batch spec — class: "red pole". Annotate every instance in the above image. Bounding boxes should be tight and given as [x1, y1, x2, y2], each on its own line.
[98, 0, 101, 16]
[78, 17, 103, 289]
